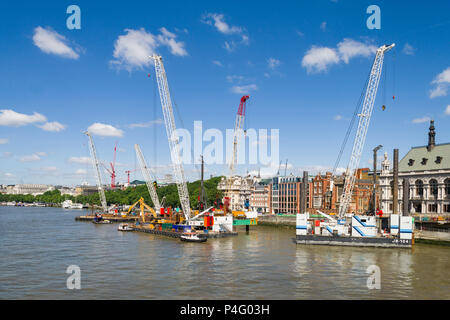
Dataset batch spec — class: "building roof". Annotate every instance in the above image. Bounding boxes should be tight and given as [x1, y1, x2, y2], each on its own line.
[399, 143, 450, 172]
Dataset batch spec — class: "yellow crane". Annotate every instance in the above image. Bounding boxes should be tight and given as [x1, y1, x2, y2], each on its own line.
[126, 197, 157, 223]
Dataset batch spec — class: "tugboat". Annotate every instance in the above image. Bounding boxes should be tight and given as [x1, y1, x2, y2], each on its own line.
[180, 232, 207, 243]
[118, 223, 133, 231]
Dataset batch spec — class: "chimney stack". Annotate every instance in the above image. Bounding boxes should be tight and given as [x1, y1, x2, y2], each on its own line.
[393, 149, 399, 215]
[427, 120, 436, 152]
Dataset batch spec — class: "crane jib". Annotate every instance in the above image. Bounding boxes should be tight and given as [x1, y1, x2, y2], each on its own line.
[338, 44, 395, 218]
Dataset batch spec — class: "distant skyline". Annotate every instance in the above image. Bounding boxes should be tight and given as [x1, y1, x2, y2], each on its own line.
[1, 0, 450, 186]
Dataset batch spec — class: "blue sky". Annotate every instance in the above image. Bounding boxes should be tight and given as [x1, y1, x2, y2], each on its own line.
[1, 0, 449, 186]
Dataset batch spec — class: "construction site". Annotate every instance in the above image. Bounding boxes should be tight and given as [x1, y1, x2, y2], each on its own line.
[75, 55, 258, 241]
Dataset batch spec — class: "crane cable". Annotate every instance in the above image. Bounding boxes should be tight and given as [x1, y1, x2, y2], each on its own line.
[332, 68, 371, 176]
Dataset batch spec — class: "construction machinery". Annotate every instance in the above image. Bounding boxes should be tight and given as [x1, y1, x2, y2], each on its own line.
[338, 43, 395, 219]
[224, 95, 250, 212]
[150, 55, 191, 222]
[135, 144, 161, 212]
[126, 197, 157, 223]
[85, 131, 108, 213]
[102, 142, 118, 189]
[125, 169, 137, 185]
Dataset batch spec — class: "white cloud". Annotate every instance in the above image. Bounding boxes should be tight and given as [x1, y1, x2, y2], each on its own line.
[231, 84, 258, 94]
[35, 152, 47, 157]
[267, 58, 281, 70]
[32, 26, 79, 59]
[226, 75, 245, 83]
[75, 169, 87, 175]
[129, 119, 163, 128]
[429, 67, 450, 98]
[402, 43, 415, 55]
[412, 116, 431, 124]
[110, 28, 187, 71]
[445, 105, 450, 116]
[87, 123, 123, 137]
[302, 39, 377, 73]
[202, 13, 249, 49]
[4, 172, 15, 177]
[69, 156, 91, 164]
[0, 138, 8, 144]
[19, 153, 44, 162]
[301, 46, 340, 73]
[42, 166, 58, 172]
[334, 115, 343, 120]
[156, 27, 188, 56]
[38, 121, 66, 132]
[212, 60, 223, 67]
[337, 38, 377, 64]
[0, 109, 46, 126]
[320, 22, 327, 31]
[202, 13, 243, 35]
[1, 152, 13, 158]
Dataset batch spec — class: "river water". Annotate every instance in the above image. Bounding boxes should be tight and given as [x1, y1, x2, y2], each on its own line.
[0, 206, 449, 299]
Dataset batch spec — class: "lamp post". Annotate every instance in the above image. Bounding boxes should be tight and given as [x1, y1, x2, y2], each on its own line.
[373, 145, 383, 215]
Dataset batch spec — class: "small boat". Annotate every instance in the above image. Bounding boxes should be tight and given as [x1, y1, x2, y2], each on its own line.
[180, 232, 207, 243]
[92, 214, 111, 224]
[118, 223, 133, 231]
[92, 219, 111, 224]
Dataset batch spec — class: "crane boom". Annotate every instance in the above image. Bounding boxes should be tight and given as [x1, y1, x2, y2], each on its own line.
[85, 131, 108, 212]
[135, 144, 161, 211]
[229, 95, 250, 177]
[338, 43, 395, 218]
[225, 95, 250, 211]
[150, 55, 191, 221]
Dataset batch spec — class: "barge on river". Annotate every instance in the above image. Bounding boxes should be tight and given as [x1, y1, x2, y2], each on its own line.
[295, 212, 413, 248]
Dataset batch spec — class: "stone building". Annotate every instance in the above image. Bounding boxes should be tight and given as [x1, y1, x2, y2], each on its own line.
[380, 120, 450, 217]
[217, 175, 258, 211]
[249, 179, 271, 214]
[7, 184, 55, 196]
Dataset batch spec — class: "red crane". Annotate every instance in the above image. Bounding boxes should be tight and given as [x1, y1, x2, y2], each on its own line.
[102, 142, 118, 188]
[224, 95, 250, 212]
[125, 169, 137, 185]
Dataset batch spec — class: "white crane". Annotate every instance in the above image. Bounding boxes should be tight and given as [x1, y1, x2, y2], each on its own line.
[135, 144, 161, 212]
[338, 43, 395, 219]
[150, 55, 191, 221]
[85, 131, 108, 212]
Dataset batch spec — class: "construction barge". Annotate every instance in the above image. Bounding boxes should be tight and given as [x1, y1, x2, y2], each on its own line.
[132, 223, 238, 239]
[75, 214, 138, 223]
[296, 212, 413, 248]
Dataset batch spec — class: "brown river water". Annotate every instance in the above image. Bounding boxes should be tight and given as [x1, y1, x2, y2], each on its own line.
[0, 206, 449, 299]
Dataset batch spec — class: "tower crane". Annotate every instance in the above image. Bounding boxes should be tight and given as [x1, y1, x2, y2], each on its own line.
[85, 131, 108, 213]
[338, 43, 395, 219]
[149, 55, 191, 221]
[134, 144, 161, 212]
[225, 95, 250, 212]
[102, 142, 118, 188]
[125, 169, 137, 184]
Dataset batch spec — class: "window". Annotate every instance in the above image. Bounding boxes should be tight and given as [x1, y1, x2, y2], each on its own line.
[445, 179, 450, 196]
[416, 180, 424, 196]
[444, 204, 450, 213]
[428, 204, 437, 212]
[421, 158, 428, 165]
[435, 156, 443, 164]
[408, 159, 415, 166]
[430, 179, 438, 196]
